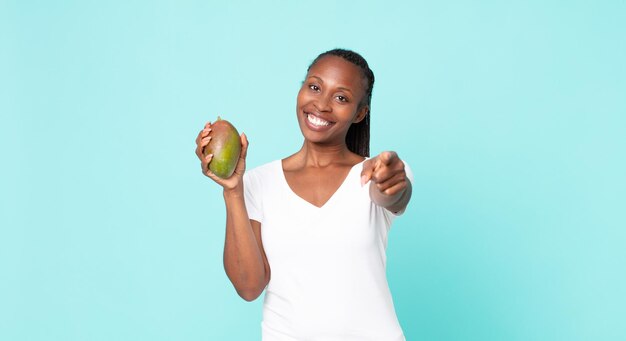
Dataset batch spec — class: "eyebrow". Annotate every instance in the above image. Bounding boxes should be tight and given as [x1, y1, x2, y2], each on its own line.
[308, 76, 353, 94]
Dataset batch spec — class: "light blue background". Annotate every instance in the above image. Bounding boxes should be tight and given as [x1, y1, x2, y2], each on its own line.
[1, 1, 625, 340]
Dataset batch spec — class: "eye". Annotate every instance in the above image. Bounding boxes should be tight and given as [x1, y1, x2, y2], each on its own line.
[308, 84, 320, 91]
[336, 95, 348, 103]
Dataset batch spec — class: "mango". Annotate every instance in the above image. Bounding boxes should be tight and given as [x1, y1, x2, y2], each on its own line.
[203, 117, 242, 179]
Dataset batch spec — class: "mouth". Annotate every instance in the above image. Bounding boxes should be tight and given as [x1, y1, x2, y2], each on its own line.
[305, 112, 333, 128]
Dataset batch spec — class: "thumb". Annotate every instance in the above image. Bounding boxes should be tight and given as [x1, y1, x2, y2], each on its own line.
[240, 132, 249, 159]
[360, 158, 376, 186]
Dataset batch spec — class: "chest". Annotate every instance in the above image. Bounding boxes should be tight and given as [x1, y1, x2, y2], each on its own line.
[261, 170, 381, 255]
[283, 166, 353, 208]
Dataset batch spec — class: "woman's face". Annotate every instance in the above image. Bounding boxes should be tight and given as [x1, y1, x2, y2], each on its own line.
[296, 55, 368, 148]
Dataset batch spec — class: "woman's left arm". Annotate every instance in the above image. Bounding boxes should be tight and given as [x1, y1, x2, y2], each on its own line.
[361, 151, 412, 213]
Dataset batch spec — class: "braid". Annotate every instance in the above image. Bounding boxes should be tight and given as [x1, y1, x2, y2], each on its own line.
[307, 48, 374, 157]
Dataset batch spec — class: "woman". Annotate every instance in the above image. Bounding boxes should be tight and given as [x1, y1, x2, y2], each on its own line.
[195, 49, 413, 340]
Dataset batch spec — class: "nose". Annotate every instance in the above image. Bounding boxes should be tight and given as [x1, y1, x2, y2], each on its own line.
[313, 93, 332, 113]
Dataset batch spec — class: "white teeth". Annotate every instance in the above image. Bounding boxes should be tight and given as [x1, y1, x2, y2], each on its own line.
[307, 113, 330, 127]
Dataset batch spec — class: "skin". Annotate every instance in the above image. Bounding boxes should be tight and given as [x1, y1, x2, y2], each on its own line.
[194, 54, 412, 302]
[195, 127, 269, 302]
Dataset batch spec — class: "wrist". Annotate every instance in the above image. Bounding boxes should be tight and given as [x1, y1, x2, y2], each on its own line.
[223, 186, 244, 199]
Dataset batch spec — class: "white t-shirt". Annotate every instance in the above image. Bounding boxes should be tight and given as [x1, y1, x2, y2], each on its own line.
[243, 158, 413, 341]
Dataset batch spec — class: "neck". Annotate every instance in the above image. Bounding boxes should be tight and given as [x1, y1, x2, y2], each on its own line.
[296, 141, 357, 168]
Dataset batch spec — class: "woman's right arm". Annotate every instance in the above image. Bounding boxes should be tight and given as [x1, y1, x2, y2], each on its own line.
[222, 190, 270, 301]
[195, 122, 270, 301]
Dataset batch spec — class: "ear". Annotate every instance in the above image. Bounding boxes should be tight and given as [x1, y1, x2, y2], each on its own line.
[353, 105, 369, 124]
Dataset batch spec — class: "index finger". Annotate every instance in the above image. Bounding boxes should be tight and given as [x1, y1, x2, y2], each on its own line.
[380, 151, 398, 165]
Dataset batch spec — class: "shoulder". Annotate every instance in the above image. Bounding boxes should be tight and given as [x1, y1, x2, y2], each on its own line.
[244, 160, 282, 186]
[245, 160, 280, 176]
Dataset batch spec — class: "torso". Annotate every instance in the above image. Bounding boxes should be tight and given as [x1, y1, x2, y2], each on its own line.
[242, 158, 406, 340]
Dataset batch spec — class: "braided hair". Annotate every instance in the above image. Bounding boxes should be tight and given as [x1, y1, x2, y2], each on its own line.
[307, 48, 375, 157]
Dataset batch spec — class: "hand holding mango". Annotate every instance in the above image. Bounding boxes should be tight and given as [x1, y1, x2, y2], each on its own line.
[195, 117, 248, 187]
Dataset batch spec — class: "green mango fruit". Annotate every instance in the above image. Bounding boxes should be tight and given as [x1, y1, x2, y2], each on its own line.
[203, 117, 242, 179]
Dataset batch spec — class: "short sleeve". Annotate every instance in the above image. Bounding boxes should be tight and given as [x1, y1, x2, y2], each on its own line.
[243, 170, 264, 223]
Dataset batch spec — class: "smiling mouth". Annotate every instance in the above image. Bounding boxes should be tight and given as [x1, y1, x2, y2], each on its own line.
[306, 113, 332, 127]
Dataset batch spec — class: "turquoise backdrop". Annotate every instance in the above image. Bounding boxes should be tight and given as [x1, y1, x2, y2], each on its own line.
[1, 1, 624, 340]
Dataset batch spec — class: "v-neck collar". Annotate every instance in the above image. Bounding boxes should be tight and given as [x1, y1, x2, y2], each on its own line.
[278, 158, 367, 209]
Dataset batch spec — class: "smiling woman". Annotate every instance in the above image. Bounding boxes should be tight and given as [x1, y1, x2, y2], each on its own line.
[301, 49, 375, 158]
[296, 54, 369, 152]
[195, 49, 413, 340]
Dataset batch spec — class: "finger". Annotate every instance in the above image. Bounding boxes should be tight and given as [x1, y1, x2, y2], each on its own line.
[374, 153, 406, 182]
[195, 130, 203, 145]
[371, 166, 388, 184]
[202, 154, 227, 184]
[381, 180, 407, 197]
[360, 158, 377, 186]
[376, 173, 406, 192]
[231, 133, 249, 176]
[204, 121, 212, 129]
[203, 159, 228, 184]
[240, 133, 249, 160]
[371, 160, 396, 184]
[195, 137, 206, 158]
[195, 128, 211, 146]
[380, 151, 398, 166]
[201, 136, 212, 147]
[201, 153, 213, 174]
[369, 153, 388, 180]
[195, 135, 212, 159]
[204, 168, 221, 182]
[204, 168, 226, 184]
